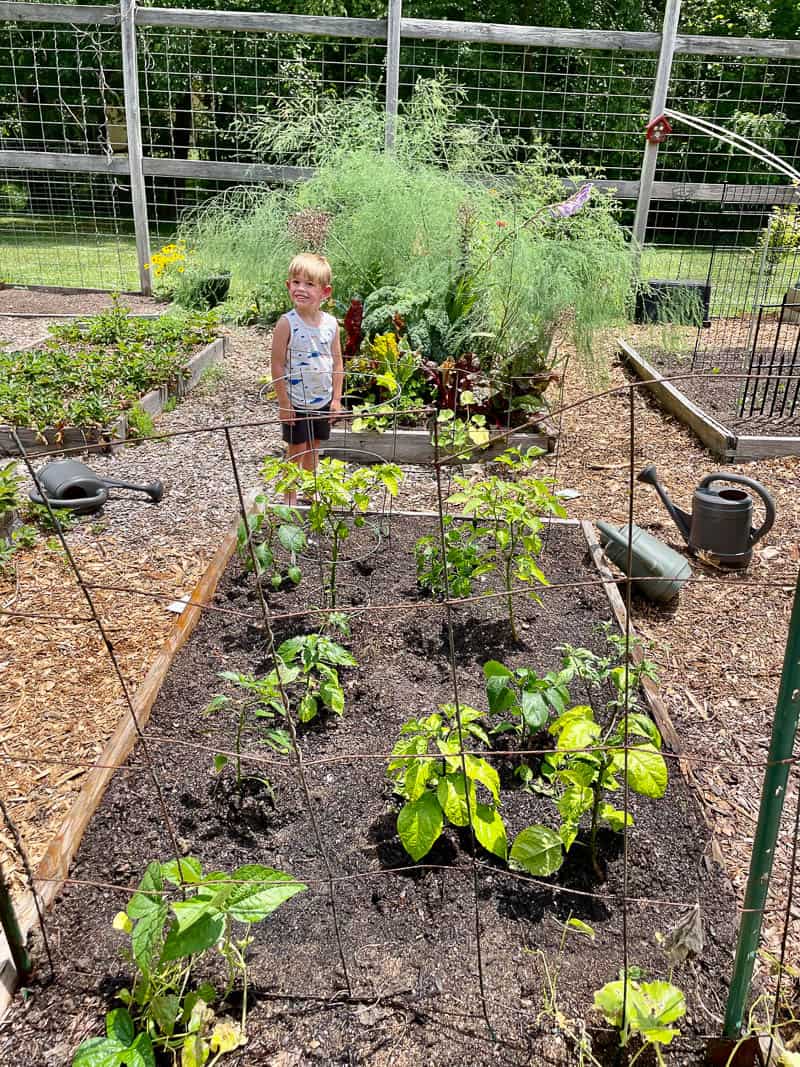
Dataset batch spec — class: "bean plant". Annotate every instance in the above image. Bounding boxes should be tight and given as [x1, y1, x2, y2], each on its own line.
[446, 447, 565, 641]
[593, 969, 686, 1066]
[259, 456, 402, 608]
[388, 704, 506, 862]
[72, 858, 305, 1067]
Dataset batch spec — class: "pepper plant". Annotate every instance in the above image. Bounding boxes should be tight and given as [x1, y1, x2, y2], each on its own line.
[236, 499, 305, 588]
[388, 704, 506, 862]
[272, 632, 357, 723]
[72, 858, 306, 1067]
[483, 658, 571, 784]
[415, 516, 494, 600]
[259, 456, 402, 607]
[446, 447, 565, 641]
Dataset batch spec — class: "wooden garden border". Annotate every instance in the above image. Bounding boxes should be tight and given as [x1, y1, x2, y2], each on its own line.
[0, 335, 226, 459]
[619, 338, 800, 462]
[326, 424, 555, 464]
[0, 486, 257, 1016]
[0, 508, 686, 1015]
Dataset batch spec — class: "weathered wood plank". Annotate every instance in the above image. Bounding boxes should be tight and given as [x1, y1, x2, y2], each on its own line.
[619, 338, 735, 460]
[0, 150, 129, 175]
[731, 435, 800, 461]
[0, 1, 118, 24]
[121, 0, 151, 296]
[675, 33, 800, 58]
[142, 157, 311, 183]
[135, 6, 386, 37]
[325, 426, 553, 464]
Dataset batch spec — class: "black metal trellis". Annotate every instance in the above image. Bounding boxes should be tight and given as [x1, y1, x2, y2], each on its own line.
[738, 296, 800, 418]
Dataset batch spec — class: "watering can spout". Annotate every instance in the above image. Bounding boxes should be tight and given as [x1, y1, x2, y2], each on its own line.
[637, 465, 692, 545]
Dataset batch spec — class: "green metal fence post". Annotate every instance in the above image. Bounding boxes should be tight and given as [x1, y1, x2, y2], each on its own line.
[0, 859, 31, 982]
[723, 566, 800, 1036]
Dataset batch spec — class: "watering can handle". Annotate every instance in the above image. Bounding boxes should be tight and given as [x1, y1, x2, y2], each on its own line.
[29, 487, 109, 511]
[698, 473, 776, 545]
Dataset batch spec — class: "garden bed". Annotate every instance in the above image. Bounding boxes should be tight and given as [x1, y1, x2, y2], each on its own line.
[326, 422, 556, 464]
[2, 515, 736, 1065]
[0, 312, 224, 459]
[620, 337, 800, 462]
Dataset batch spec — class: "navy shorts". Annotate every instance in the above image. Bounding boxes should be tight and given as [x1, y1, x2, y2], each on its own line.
[282, 404, 332, 445]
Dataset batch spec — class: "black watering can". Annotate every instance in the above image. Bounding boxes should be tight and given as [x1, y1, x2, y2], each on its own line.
[637, 465, 775, 567]
[30, 459, 163, 516]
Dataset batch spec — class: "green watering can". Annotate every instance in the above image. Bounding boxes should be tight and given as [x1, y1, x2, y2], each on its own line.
[596, 521, 692, 603]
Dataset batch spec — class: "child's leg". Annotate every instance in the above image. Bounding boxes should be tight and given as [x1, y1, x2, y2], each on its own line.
[284, 440, 306, 505]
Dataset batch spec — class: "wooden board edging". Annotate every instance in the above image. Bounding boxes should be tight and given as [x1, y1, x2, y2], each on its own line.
[326, 425, 555, 464]
[581, 519, 720, 845]
[618, 338, 735, 460]
[0, 487, 256, 1017]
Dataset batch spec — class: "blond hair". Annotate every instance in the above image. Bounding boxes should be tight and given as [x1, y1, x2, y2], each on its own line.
[288, 252, 332, 288]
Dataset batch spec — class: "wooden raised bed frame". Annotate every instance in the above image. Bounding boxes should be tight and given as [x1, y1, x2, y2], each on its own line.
[0, 510, 685, 1017]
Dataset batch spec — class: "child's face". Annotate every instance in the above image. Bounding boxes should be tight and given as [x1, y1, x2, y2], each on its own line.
[287, 272, 331, 312]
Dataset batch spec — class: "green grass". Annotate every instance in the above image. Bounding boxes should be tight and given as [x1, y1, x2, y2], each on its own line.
[1, 215, 796, 319]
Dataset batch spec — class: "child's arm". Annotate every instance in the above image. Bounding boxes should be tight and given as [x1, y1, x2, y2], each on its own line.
[330, 323, 344, 419]
[270, 316, 294, 423]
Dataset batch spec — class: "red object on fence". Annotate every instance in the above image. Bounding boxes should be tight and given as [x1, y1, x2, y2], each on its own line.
[645, 114, 672, 144]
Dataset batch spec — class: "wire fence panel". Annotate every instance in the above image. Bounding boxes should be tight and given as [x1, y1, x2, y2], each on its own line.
[398, 40, 658, 180]
[0, 167, 138, 289]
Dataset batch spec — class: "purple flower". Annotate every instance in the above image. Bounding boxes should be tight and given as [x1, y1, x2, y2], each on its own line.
[549, 183, 593, 219]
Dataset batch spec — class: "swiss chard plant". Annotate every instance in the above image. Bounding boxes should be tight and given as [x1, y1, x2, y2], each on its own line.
[447, 448, 565, 641]
[259, 456, 402, 608]
[593, 969, 686, 1066]
[236, 499, 306, 588]
[509, 641, 666, 880]
[72, 858, 306, 1067]
[388, 704, 506, 862]
[415, 516, 494, 600]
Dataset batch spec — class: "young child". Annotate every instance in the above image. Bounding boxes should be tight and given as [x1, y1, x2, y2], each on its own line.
[270, 253, 343, 503]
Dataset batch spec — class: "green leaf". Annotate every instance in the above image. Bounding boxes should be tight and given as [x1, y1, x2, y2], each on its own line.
[520, 689, 549, 732]
[437, 774, 473, 827]
[72, 1036, 127, 1066]
[623, 713, 663, 749]
[599, 802, 633, 832]
[150, 994, 181, 1037]
[223, 866, 307, 923]
[509, 825, 564, 876]
[566, 918, 596, 940]
[107, 1008, 135, 1047]
[213, 754, 228, 774]
[127, 862, 164, 918]
[472, 802, 507, 860]
[161, 857, 204, 886]
[161, 911, 225, 962]
[559, 820, 579, 852]
[626, 745, 668, 798]
[397, 791, 444, 861]
[287, 565, 302, 584]
[180, 1034, 210, 1067]
[557, 784, 592, 822]
[464, 754, 500, 804]
[403, 755, 434, 800]
[202, 695, 229, 715]
[277, 523, 306, 554]
[298, 693, 318, 722]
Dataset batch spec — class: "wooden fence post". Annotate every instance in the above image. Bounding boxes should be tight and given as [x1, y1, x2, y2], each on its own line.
[632, 0, 681, 255]
[121, 0, 152, 296]
[385, 0, 402, 151]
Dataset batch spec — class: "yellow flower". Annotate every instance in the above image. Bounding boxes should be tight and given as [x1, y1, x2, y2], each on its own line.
[177, 267, 185, 273]
[143, 263, 150, 270]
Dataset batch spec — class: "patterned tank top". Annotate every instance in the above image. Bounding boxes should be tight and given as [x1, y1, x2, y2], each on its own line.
[284, 308, 337, 410]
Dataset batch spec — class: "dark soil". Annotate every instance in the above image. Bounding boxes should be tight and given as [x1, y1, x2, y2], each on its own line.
[0, 518, 736, 1066]
[646, 347, 800, 437]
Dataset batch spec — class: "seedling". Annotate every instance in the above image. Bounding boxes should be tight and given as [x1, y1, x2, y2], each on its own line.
[271, 633, 357, 723]
[593, 969, 686, 1065]
[388, 704, 506, 862]
[72, 858, 306, 1067]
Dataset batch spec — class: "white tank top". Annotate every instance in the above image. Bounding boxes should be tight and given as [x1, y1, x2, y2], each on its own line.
[284, 308, 337, 410]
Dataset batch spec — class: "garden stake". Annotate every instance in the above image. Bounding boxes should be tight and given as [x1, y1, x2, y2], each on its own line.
[0, 857, 31, 982]
[722, 565, 800, 1038]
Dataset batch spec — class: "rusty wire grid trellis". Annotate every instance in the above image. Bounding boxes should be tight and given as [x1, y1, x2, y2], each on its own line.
[0, 370, 799, 1061]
